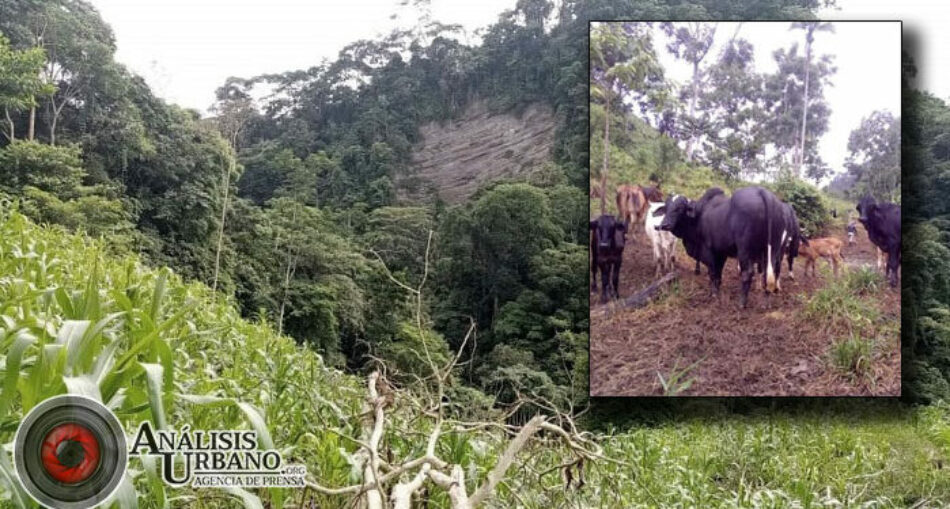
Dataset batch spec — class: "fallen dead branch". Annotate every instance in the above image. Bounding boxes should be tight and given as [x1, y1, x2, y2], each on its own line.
[592, 270, 677, 317]
[306, 230, 616, 508]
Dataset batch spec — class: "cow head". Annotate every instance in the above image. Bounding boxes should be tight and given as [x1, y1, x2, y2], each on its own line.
[856, 195, 876, 225]
[657, 195, 691, 231]
[590, 215, 626, 248]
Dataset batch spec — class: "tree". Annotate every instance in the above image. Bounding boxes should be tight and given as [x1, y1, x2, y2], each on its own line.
[699, 36, 767, 179]
[590, 22, 665, 214]
[844, 110, 900, 202]
[662, 22, 717, 161]
[24, 0, 116, 145]
[762, 39, 836, 180]
[209, 81, 256, 292]
[0, 34, 52, 141]
[791, 22, 835, 175]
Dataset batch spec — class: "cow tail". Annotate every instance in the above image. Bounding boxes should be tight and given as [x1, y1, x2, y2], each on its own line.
[762, 190, 777, 292]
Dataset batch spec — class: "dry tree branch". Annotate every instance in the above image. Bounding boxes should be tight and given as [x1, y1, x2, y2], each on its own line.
[309, 231, 613, 508]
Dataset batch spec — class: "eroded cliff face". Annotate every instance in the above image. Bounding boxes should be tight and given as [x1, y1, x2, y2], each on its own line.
[400, 101, 556, 204]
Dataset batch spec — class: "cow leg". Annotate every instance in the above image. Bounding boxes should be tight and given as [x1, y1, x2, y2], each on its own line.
[739, 260, 754, 309]
[611, 261, 622, 299]
[709, 254, 726, 301]
[694, 259, 701, 275]
[887, 247, 899, 288]
[600, 263, 609, 304]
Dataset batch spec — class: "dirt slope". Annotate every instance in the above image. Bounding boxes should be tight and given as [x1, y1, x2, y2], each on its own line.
[400, 101, 555, 204]
[590, 227, 901, 397]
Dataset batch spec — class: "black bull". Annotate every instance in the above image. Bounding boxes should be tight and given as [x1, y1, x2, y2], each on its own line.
[856, 195, 901, 287]
[657, 186, 789, 308]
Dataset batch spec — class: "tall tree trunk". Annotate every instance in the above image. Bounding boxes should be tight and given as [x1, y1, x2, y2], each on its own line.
[798, 28, 812, 176]
[27, 103, 35, 141]
[3, 108, 14, 142]
[685, 60, 700, 161]
[277, 206, 298, 337]
[600, 84, 609, 216]
[49, 113, 57, 146]
[211, 155, 233, 293]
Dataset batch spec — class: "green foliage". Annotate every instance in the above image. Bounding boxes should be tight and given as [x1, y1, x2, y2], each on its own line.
[0, 207, 362, 507]
[769, 175, 831, 236]
[0, 33, 53, 139]
[0, 141, 134, 244]
[0, 140, 84, 197]
[903, 82, 950, 403]
[375, 321, 451, 383]
[844, 110, 901, 201]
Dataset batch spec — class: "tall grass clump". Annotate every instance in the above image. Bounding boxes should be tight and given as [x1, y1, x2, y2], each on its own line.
[828, 335, 875, 376]
[803, 269, 880, 334]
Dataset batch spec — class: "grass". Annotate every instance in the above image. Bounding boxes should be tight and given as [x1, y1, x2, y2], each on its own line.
[803, 268, 882, 335]
[657, 357, 704, 396]
[828, 335, 875, 376]
[847, 266, 887, 295]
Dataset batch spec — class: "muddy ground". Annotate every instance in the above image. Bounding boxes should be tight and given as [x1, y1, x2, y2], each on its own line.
[590, 226, 901, 397]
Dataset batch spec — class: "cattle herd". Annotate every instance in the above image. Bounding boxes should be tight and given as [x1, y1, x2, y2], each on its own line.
[590, 184, 901, 307]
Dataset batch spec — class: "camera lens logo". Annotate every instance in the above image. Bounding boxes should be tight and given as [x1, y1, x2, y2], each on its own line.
[14, 395, 128, 509]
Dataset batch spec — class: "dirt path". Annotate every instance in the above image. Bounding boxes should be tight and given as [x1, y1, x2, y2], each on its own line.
[590, 226, 900, 397]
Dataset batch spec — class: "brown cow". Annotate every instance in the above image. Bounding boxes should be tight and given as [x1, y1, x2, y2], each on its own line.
[797, 237, 845, 278]
[617, 184, 663, 239]
[616, 184, 647, 239]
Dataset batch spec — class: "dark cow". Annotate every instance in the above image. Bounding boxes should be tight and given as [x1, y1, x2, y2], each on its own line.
[781, 203, 803, 281]
[856, 195, 901, 287]
[590, 215, 627, 303]
[657, 186, 787, 308]
[641, 185, 664, 203]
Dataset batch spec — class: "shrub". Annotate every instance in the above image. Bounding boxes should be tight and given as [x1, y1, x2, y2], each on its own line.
[770, 176, 831, 237]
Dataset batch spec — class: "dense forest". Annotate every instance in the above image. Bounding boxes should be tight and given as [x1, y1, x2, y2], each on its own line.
[0, 0, 949, 506]
[1, 0, 884, 414]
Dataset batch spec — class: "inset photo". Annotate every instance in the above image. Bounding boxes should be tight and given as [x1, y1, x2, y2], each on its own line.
[589, 21, 900, 397]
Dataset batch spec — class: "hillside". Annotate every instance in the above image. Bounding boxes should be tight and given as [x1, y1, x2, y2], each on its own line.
[401, 101, 556, 203]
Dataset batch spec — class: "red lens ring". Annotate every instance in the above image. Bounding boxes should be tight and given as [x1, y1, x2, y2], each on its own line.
[40, 423, 101, 484]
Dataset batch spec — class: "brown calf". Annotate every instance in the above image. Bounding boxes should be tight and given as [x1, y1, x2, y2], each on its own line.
[798, 237, 845, 278]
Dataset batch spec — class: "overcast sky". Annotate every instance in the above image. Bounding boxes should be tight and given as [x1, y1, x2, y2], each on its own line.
[653, 21, 900, 181]
[820, 0, 945, 98]
[88, 0, 518, 112]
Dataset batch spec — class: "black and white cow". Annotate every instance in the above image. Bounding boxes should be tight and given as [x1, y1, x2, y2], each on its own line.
[590, 214, 627, 303]
[856, 195, 901, 287]
[657, 186, 787, 308]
